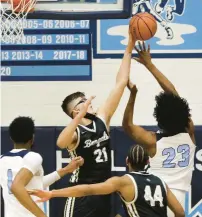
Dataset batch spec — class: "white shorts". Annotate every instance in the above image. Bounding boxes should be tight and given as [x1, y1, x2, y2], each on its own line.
[167, 189, 186, 217]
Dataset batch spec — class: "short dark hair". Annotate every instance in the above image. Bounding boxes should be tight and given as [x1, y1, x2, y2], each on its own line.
[127, 145, 149, 170]
[9, 116, 35, 144]
[153, 92, 191, 134]
[61, 92, 85, 116]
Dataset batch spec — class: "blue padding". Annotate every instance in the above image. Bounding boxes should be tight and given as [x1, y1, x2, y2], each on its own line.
[0, 150, 29, 158]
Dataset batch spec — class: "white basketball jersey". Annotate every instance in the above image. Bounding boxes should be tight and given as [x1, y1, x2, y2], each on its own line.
[149, 133, 196, 191]
[0, 149, 44, 217]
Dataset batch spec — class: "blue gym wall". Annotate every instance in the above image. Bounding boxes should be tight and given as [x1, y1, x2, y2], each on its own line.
[1, 126, 202, 217]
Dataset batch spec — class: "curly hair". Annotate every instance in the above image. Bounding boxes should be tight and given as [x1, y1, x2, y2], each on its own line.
[153, 92, 191, 134]
[9, 116, 35, 144]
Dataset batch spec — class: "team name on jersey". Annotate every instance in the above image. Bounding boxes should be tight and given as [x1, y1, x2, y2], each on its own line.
[84, 131, 109, 148]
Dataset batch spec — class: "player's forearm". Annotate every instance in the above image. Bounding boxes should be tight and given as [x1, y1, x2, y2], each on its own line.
[122, 93, 136, 129]
[145, 63, 179, 95]
[116, 48, 132, 85]
[11, 185, 46, 217]
[57, 114, 81, 149]
[43, 171, 61, 189]
[52, 185, 92, 198]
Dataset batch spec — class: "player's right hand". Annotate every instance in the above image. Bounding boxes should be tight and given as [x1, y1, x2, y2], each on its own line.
[28, 189, 52, 203]
[127, 31, 137, 52]
[133, 41, 152, 66]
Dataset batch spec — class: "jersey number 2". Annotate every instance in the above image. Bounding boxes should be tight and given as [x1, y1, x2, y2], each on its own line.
[94, 147, 108, 163]
[7, 169, 13, 194]
[144, 185, 164, 207]
[162, 144, 190, 168]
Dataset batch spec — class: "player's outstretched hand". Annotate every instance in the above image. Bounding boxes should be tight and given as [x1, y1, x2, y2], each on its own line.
[133, 41, 152, 66]
[65, 156, 84, 173]
[127, 80, 138, 95]
[76, 96, 95, 118]
[127, 31, 137, 53]
[28, 190, 52, 203]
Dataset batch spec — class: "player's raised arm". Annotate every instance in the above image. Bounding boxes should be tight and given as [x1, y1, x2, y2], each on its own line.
[133, 42, 195, 143]
[11, 153, 46, 217]
[42, 157, 84, 189]
[166, 185, 185, 217]
[133, 41, 178, 95]
[122, 80, 156, 149]
[57, 96, 95, 149]
[97, 32, 136, 127]
[29, 176, 124, 202]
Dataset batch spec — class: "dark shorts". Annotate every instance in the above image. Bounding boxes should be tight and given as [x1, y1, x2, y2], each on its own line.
[63, 194, 111, 217]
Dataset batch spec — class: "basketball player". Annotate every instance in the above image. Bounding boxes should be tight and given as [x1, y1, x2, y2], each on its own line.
[29, 145, 185, 217]
[0, 116, 84, 217]
[122, 42, 196, 217]
[132, 0, 173, 39]
[155, 0, 186, 21]
[57, 32, 136, 217]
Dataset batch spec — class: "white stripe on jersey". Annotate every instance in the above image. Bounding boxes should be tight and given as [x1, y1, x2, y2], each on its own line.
[64, 197, 75, 217]
[69, 150, 79, 183]
[125, 203, 140, 217]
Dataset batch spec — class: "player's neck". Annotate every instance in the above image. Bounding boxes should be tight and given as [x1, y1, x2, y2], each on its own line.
[80, 118, 93, 126]
[14, 143, 31, 150]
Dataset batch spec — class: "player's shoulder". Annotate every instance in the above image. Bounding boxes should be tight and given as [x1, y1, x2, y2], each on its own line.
[95, 114, 109, 131]
[23, 151, 43, 163]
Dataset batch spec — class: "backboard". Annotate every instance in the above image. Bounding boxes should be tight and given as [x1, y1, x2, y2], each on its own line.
[1, 0, 132, 20]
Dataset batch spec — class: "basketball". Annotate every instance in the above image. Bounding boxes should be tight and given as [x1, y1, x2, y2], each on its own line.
[130, 12, 157, 41]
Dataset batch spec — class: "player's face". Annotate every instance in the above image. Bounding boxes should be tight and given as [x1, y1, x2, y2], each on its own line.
[71, 96, 94, 116]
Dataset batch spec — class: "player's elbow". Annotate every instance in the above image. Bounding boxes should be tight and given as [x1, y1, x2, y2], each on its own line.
[56, 139, 68, 149]
[11, 180, 21, 194]
[122, 121, 133, 133]
[175, 208, 185, 217]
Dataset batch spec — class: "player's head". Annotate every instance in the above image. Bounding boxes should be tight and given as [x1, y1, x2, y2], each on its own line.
[9, 116, 35, 147]
[61, 92, 94, 118]
[153, 92, 191, 134]
[126, 145, 149, 171]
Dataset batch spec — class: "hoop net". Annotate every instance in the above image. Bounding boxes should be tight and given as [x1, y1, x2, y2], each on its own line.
[0, 0, 36, 43]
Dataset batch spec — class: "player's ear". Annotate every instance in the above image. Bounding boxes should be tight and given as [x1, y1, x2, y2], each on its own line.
[32, 134, 35, 143]
[126, 157, 129, 166]
[72, 109, 79, 118]
[30, 135, 34, 146]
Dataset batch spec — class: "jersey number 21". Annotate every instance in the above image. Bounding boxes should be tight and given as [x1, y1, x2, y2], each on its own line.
[94, 147, 108, 163]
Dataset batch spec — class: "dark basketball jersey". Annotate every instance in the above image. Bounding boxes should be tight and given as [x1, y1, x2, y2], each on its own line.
[68, 116, 111, 184]
[121, 172, 167, 217]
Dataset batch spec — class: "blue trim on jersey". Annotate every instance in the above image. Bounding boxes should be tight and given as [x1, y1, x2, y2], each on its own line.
[156, 131, 187, 141]
[0, 150, 29, 158]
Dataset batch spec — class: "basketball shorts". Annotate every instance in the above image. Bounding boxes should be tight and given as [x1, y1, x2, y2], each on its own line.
[167, 189, 186, 217]
[63, 194, 111, 217]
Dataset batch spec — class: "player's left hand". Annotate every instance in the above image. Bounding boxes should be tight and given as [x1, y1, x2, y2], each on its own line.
[28, 190, 52, 202]
[133, 41, 152, 66]
[65, 156, 84, 173]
